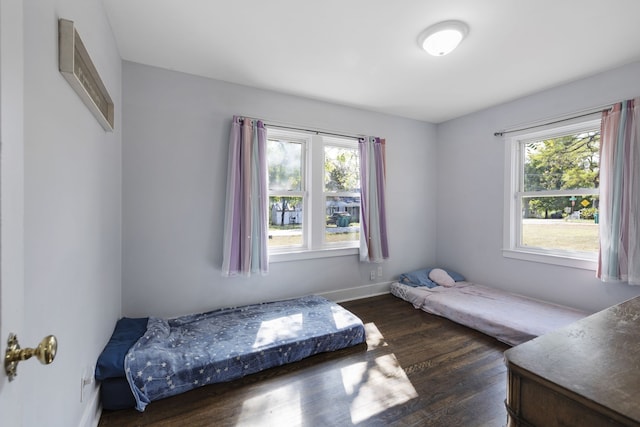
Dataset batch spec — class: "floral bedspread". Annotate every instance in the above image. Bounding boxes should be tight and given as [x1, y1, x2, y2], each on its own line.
[124, 295, 365, 411]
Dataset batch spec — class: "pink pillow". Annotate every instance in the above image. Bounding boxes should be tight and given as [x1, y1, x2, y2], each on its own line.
[428, 268, 455, 287]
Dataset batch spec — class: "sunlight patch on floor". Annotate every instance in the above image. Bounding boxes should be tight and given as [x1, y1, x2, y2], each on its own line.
[253, 314, 303, 348]
[363, 322, 388, 350]
[236, 383, 302, 426]
[341, 353, 418, 423]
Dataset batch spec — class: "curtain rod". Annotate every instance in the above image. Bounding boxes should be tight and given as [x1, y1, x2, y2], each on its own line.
[239, 116, 364, 140]
[493, 104, 614, 137]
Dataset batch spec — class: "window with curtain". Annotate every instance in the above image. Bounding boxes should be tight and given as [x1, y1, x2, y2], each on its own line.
[502, 97, 640, 285]
[222, 118, 389, 274]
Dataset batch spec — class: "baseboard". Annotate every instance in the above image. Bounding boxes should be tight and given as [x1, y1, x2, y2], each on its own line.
[78, 384, 102, 427]
[317, 281, 392, 303]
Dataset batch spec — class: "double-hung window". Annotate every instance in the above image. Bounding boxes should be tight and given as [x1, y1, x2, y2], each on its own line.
[504, 119, 601, 268]
[267, 128, 360, 261]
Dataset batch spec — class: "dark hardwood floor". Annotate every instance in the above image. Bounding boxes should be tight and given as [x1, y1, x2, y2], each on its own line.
[98, 294, 510, 427]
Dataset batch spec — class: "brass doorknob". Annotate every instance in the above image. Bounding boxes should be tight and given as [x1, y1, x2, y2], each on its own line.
[4, 333, 57, 381]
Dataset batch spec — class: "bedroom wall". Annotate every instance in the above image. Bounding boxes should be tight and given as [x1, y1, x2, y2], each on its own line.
[121, 61, 437, 318]
[435, 60, 640, 313]
[22, 1, 122, 426]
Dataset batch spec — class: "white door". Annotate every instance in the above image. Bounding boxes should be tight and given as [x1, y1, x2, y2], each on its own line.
[0, 0, 25, 424]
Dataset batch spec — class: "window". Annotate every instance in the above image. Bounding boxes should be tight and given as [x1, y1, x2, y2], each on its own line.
[504, 119, 601, 268]
[267, 128, 360, 260]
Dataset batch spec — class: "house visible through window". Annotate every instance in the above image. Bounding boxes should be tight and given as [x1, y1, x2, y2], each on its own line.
[267, 128, 360, 257]
[504, 119, 601, 268]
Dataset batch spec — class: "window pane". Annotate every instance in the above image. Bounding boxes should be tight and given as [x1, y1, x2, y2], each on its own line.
[324, 146, 360, 192]
[268, 139, 303, 191]
[268, 196, 303, 247]
[523, 131, 600, 192]
[326, 196, 359, 244]
[521, 195, 599, 252]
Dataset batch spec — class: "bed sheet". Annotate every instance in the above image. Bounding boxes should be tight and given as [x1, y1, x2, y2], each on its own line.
[391, 281, 587, 346]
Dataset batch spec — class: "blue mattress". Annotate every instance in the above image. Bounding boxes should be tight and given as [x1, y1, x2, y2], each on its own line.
[123, 295, 366, 411]
[95, 317, 149, 410]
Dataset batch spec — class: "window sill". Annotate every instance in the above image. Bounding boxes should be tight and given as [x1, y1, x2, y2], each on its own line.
[269, 247, 359, 263]
[502, 248, 597, 271]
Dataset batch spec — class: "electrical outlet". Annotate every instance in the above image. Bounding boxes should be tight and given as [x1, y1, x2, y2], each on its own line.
[80, 365, 95, 403]
[377, 265, 383, 277]
[370, 270, 376, 281]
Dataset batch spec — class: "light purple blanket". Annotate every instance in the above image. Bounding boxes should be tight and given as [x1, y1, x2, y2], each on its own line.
[391, 281, 587, 346]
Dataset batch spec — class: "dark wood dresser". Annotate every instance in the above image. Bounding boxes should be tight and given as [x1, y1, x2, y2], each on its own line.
[504, 296, 640, 427]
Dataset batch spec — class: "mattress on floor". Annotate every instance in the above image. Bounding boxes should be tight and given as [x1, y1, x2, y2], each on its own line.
[124, 295, 366, 411]
[391, 281, 587, 346]
[99, 377, 137, 411]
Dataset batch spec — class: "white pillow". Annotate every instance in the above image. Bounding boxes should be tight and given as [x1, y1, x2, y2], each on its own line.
[428, 268, 456, 287]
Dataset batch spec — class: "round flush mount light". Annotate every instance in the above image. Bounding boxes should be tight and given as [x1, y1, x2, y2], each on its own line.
[418, 20, 469, 56]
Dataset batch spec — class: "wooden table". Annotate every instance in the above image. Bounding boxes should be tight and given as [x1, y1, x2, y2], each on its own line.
[504, 296, 640, 427]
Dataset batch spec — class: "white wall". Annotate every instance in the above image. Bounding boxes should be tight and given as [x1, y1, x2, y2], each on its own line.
[122, 61, 437, 318]
[22, 1, 122, 426]
[436, 61, 640, 313]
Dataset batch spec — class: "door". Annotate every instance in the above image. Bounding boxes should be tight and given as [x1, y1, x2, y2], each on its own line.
[0, 0, 25, 424]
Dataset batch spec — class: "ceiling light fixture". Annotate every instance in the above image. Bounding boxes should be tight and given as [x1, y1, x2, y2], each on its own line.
[418, 20, 469, 56]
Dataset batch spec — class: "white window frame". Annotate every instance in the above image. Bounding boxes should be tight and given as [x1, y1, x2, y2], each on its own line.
[267, 128, 360, 262]
[503, 118, 601, 270]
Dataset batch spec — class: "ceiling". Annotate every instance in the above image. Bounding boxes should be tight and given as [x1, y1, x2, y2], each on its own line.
[102, 0, 640, 123]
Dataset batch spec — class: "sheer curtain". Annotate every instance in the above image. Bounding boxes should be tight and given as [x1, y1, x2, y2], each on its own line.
[359, 136, 389, 262]
[221, 116, 269, 277]
[597, 98, 640, 285]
